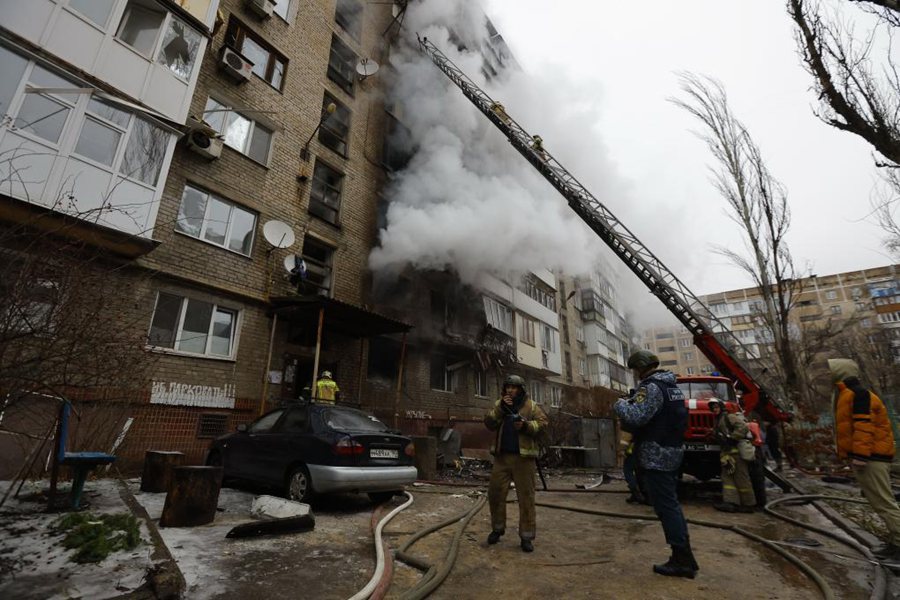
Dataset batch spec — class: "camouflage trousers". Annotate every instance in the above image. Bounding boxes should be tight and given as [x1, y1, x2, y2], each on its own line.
[488, 453, 537, 540]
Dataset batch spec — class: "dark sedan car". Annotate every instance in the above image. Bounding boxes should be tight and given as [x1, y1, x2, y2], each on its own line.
[206, 404, 417, 503]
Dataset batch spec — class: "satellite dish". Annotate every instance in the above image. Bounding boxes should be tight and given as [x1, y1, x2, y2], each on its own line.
[356, 58, 379, 78]
[263, 220, 295, 249]
[283, 254, 303, 273]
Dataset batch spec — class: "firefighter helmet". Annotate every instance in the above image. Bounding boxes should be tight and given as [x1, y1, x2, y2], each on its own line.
[503, 374, 526, 389]
[321, 370, 332, 379]
[626, 350, 659, 371]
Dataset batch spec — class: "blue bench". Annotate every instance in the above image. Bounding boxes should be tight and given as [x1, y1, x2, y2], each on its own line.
[57, 401, 116, 509]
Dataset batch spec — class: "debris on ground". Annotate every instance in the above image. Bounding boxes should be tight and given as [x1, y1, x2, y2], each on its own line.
[51, 512, 141, 563]
[250, 495, 310, 520]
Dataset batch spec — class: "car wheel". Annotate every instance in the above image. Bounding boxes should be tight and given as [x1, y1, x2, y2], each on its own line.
[368, 491, 396, 505]
[286, 465, 313, 503]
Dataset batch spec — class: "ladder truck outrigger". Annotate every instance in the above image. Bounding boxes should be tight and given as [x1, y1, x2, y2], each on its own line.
[417, 36, 792, 482]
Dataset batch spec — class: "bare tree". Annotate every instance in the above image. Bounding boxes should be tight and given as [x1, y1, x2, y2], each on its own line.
[672, 74, 809, 410]
[788, 0, 900, 252]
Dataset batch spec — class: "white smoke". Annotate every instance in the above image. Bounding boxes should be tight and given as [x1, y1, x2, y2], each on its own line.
[369, 0, 688, 330]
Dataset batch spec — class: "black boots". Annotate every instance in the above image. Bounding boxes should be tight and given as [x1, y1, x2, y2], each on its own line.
[520, 539, 534, 552]
[653, 544, 698, 578]
[487, 530, 503, 545]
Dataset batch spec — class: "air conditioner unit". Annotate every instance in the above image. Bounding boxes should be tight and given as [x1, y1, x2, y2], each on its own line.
[246, 0, 275, 18]
[219, 46, 253, 83]
[186, 129, 223, 160]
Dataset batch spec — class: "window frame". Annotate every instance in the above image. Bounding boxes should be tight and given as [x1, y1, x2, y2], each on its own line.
[327, 34, 357, 96]
[318, 92, 351, 157]
[273, 0, 292, 22]
[174, 183, 258, 256]
[226, 18, 288, 90]
[309, 159, 344, 225]
[519, 314, 536, 346]
[334, 0, 363, 41]
[147, 291, 240, 359]
[483, 296, 513, 337]
[204, 96, 274, 165]
[541, 323, 556, 353]
[300, 236, 335, 296]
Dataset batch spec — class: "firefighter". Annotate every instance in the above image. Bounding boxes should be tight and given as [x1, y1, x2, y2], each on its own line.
[484, 374, 548, 552]
[709, 400, 755, 513]
[829, 358, 900, 561]
[530, 135, 547, 160]
[315, 371, 340, 404]
[490, 101, 511, 125]
[615, 350, 698, 578]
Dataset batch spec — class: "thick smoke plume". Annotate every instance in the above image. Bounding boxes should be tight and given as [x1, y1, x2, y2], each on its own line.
[369, 0, 684, 330]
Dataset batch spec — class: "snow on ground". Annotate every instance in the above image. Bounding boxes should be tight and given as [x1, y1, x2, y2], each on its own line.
[130, 480, 261, 599]
[0, 479, 155, 600]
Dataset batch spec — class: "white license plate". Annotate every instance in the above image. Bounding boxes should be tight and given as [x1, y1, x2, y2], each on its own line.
[370, 448, 398, 459]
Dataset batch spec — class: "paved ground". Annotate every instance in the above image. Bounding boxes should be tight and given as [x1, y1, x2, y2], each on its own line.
[139, 472, 891, 600]
[1, 472, 896, 599]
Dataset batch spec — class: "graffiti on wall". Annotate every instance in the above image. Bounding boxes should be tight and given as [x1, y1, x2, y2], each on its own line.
[150, 381, 236, 408]
[405, 410, 432, 420]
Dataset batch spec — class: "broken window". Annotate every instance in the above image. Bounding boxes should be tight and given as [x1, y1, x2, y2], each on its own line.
[383, 112, 414, 172]
[175, 184, 257, 255]
[300, 236, 334, 296]
[430, 290, 447, 326]
[483, 296, 513, 337]
[148, 292, 237, 357]
[327, 35, 357, 96]
[309, 160, 343, 224]
[430, 355, 458, 392]
[319, 92, 350, 156]
[367, 336, 400, 380]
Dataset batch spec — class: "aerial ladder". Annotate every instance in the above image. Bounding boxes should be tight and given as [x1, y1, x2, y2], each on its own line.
[417, 36, 791, 424]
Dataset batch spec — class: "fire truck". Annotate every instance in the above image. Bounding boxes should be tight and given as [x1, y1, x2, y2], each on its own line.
[417, 37, 792, 479]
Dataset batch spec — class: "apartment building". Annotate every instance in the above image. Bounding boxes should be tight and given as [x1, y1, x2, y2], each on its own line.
[1, 1, 639, 470]
[641, 264, 900, 378]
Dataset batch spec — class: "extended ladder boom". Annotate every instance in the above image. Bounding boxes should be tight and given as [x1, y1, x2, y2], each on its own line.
[417, 36, 790, 421]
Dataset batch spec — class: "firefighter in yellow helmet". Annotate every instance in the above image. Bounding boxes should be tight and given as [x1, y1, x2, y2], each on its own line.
[315, 371, 340, 404]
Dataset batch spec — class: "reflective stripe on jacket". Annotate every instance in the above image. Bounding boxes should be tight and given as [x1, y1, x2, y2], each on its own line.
[484, 397, 548, 458]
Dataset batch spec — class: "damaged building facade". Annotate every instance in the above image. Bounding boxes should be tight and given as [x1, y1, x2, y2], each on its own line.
[0, 0, 636, 474]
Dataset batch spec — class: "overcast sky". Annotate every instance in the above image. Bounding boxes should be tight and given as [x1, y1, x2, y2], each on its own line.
[481, 0, 896, 299]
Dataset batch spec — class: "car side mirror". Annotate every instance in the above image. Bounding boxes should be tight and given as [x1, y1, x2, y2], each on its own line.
[237, 423, 248, 432]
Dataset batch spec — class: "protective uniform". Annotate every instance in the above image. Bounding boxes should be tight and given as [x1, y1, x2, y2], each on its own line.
[484, 375, 548, 552]
[829, 358, 900, 554]
[616, 351, 697, 578]
[316, 371, 339, 404]
[713, 406, 756, 511]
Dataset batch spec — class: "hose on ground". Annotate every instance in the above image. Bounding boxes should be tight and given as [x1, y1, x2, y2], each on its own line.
[397, 495, 487, 600]
[347, 492, 414, 600]
[532, 500, 835, 600]
[765, 494, 886, 600]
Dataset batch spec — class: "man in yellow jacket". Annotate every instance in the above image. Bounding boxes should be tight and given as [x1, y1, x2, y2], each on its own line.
[829, 358, 900, 561]
[483, 374, 548, 553]
[315, 371, 340, 404]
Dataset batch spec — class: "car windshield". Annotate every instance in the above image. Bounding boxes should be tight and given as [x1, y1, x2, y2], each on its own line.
[677, 381, 736, 402]
[323, 407, 390, 432]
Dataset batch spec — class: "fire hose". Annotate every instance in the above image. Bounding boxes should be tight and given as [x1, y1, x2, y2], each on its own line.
[347, 491, 414, 600]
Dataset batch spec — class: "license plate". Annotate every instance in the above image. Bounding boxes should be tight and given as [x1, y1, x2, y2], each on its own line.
[370, 448, 398, 459]
[685, 444, 721, 452]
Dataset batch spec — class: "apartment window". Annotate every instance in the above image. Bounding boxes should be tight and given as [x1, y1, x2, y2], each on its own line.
[658, 346, 675, 353]
[686, 367, 695, 375]
[878, 312, 900, 324]
[226, 18, 287, 89]
[530, 381, 543, 403]
[309, 160, 343, 224]
[656, 332, 674, 339]
[301, 236, 334, 296]
[862, 318, 872, 327]
[578, 357, 586, 376]
[830, 305, 842, 315]
[383, 112, 414, 171]
[484, 297, 513, 336]
[575, 325, 585, 344]
[157, 15, 201, 79]
[683, 352, 693, 361]
[14, 65, 79, 144]
[328, 35, 357, 96]
[175, 184, 257, 255]
[335, 0, 363, 40]
[430, 290, 448, 325]
[430, 356, 456, 392]
[116, 0, 166, 56]
[75, 98, 130, 167]
[680, 338, 691, 348]
[519, 315, 536, 345]
[825, 290, 838, 300]
[564, 351, 572, 379]
[549, 386, 562, 409]
[522, 276, 556, 311]
[68, 0, 116, 27]
[148, 292, 237, 357]
[857, 302, 868, 310]
[661, 360, 677, 366]
[204, 97, 273, 164]
[474, 368, 487, 397]
[541, 324, 556, 353]
[273, 0, 292, 21]
[643, 343, 651, 350]
[319, 93, 350, 156]
[561, 318, 570, 343]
